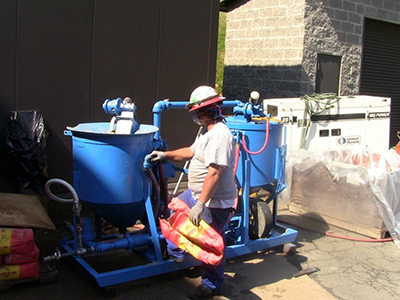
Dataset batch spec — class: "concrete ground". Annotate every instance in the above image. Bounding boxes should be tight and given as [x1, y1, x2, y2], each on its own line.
[1, 206, 400, 300]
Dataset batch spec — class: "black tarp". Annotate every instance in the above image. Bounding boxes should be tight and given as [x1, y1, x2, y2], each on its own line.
[4, 111, 49, 194]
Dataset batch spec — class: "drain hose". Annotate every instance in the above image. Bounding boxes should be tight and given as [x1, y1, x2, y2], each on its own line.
[45, 178, 83, 248]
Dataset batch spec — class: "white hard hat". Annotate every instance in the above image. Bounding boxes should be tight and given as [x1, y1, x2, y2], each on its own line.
[186, 86, 225, 112]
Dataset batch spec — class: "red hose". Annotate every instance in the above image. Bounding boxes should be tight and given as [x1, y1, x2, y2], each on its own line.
[233, 142, 240, 175]
[241, 118, 269, 155]
[324, 232, 392, 242]
[279, 219, 393, 243]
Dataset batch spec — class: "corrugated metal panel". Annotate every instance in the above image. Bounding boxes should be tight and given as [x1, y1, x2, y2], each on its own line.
[360, 18, 400, 148]
[0, 1, 17, 159]
[0, 0, 221, 183]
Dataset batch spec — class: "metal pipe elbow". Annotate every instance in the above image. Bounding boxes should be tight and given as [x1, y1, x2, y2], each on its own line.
[152, 100, 171, 113]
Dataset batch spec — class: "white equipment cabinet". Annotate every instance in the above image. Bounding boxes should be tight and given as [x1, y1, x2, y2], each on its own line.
[263, 95, 391, 154]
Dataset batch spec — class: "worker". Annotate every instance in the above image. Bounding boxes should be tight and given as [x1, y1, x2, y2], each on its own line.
[148, 85, 237, 299]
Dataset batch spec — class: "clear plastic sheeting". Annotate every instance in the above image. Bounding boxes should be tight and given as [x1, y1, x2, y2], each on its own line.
[280, 146, 400, 249]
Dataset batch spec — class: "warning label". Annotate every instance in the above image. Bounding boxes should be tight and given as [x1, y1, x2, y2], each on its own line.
[336, 136, 361, 146]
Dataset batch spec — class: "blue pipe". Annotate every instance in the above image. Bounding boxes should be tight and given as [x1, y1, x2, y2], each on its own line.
[152, 100, 188, 142]
[221, 100, 243, 108]
[151, 99, 242, 149]
[90, 232, 155, 253]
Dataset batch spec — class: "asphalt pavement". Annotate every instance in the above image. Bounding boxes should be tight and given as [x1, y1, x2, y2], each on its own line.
[1, 206, 400, 300]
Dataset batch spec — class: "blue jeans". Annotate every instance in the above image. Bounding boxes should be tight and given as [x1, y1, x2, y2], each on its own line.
[166, 190, 231, 291]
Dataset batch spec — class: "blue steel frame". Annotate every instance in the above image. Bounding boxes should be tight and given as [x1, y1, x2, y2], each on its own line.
[60, 100, 298, 289]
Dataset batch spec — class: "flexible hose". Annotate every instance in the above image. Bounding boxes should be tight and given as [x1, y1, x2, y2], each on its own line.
[233, 141, 240, 175]
[45, 178, 83, 248]
[279, 219, 393, 242]
[241, 118, 269, 155]
[45, 178, 79, 205]
[158, 161, 170, 218]
[147, 169, 161, 219]
[45, 178, 82, 218]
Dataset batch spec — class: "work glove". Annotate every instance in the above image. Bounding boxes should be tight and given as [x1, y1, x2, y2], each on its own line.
[188, 201, 205, 226]
[148, 150, 166, 162]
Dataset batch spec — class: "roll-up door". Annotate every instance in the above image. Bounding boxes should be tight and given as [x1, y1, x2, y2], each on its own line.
[360, 18, 400, 148]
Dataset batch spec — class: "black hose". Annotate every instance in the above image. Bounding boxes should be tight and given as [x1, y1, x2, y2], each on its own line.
[147, 168, 161, 219]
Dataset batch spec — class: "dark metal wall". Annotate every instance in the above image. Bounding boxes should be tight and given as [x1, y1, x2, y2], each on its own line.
[0, 0, 219, 185]
[360, 18, 400, 148]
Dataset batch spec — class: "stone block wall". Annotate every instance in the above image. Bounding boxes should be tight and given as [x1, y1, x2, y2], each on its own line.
[224, 0, 306, 100]
[223, 0, 400, 101]
[224, 0, 305, 67]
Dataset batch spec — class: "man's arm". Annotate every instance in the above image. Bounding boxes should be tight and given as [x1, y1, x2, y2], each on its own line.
[165, 147, 194, 161]
[198, 163, 224, 204]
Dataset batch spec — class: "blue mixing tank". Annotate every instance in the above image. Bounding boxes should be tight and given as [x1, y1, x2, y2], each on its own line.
[65, 122, 158, 229]
[226, 117, 283, 188]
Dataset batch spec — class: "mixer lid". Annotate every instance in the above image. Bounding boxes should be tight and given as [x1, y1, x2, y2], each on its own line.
[65, 123, 159, 136]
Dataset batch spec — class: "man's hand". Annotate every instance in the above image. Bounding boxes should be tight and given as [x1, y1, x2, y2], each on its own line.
[188, 201, 205, 226]
[148, 151, 166, 162]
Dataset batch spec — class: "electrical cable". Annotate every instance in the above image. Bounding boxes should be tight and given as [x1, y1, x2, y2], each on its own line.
[299, 93, 341, 149]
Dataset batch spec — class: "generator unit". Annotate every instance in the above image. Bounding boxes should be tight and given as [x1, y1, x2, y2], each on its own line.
[263, 95, 391, 154]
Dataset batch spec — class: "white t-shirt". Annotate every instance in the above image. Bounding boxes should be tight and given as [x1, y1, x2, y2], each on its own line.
[188, 122, 237, 209]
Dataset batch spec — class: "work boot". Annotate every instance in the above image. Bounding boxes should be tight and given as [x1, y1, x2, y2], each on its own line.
[187, 285, 221, 299]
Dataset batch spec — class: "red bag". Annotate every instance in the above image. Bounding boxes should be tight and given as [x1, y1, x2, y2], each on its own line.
[0, 261, 40, 281]
[0, 228, 35, 255]
[160, 198, 224, 265]
[3, 244, 40, 265]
